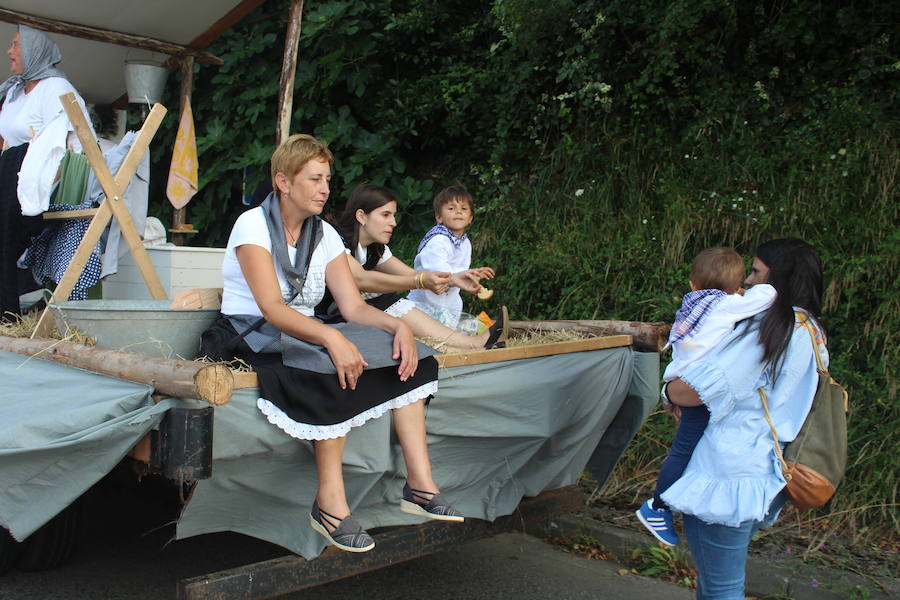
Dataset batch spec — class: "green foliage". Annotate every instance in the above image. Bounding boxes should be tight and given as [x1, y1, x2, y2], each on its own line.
[144, 0, 898, 541]
[631, 543, 696, 587]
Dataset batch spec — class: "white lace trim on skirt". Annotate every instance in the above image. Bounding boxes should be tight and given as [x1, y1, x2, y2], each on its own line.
[385, 298, 416, 318]
[256, 380, 438, 441]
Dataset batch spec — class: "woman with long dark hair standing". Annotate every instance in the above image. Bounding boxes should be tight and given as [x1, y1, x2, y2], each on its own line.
[662, 238, 829, 599]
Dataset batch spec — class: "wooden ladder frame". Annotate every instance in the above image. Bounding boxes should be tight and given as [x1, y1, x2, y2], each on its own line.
[31, 92, 169, 338]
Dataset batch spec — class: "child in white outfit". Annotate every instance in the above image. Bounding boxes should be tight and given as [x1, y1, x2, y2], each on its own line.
[636, 247, 776, 546]
[407, 184, 494, 329]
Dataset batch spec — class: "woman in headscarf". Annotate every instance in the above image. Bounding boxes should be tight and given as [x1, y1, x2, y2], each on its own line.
[0, 25, 87, 319]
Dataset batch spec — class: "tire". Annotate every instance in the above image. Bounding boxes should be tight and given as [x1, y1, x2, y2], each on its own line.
[15, 500, 84, 572]
[0, 527, 20, 575]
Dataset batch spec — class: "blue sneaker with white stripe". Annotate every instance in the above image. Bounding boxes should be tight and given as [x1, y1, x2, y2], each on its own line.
[635, 498, 679, 546]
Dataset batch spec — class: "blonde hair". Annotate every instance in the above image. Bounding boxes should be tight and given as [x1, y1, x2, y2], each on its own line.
[270, 134, 334, 188]
[691, 247, 745, 294]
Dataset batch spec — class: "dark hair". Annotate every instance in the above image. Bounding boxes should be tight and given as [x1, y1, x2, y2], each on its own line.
[754, 238, 824, 375]
[691, 247, 744, 293]
[433, 184, 473, 215]
[338, 184, 397, 270]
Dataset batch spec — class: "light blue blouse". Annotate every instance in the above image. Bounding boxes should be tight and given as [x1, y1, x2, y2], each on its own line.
[661, 310, 825, 527]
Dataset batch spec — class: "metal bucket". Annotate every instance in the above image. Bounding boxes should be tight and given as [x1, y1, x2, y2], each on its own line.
[124, 60, 169, 104]
[50, 299, 218, 359]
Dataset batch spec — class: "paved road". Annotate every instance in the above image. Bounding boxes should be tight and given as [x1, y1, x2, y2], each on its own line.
[0, 528, 692, 600]
[0, 474, 693, 600]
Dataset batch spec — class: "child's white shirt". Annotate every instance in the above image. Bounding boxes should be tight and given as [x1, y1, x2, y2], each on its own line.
[663, 284, 776, 381]
[407, 234, 471, 328]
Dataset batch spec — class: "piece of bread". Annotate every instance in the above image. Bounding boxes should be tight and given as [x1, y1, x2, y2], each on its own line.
[477, 286, 493, 300]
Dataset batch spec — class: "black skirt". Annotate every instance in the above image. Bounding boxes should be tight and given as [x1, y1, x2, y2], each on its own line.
[235, 336, 438, 441]
[0, 144, 44, 318]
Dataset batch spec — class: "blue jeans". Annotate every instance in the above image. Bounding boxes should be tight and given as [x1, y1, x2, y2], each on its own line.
[682, 492, 787, 599]
[654, 404, 710, 509]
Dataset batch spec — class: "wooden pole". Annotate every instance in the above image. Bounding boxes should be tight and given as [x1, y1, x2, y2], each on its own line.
[0, 8, 223, 65]
[510, 319, 671, 352]
[275, 0, 305, 147]
[0, 336, 234, 405]
[170, 56, 196, 247]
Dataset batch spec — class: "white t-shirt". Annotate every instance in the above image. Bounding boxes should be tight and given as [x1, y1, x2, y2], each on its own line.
[0, 77, 83, 146]
[663, 283, 777, 381]
[347, 243, 393, 300]
[221, 207, 345, 317]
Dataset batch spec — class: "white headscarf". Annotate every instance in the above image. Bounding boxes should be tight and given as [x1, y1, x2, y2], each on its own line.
[0, 25, 68, 103]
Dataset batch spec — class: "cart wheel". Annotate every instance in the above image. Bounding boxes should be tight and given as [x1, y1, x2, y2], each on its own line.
[15, 500, 84, 572]
[0, 527, 20, 575]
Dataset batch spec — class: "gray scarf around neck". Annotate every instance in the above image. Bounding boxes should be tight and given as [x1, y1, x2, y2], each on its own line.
[0, 26, 68, 104]
[260, 191, 323, 301]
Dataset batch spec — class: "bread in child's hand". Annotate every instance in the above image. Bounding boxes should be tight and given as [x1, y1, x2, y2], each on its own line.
[476, 286, 493, 300]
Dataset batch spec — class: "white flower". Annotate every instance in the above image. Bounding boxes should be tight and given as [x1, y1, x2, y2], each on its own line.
[732, 203, 737, 209]
[642, 218, 648, 224]
[684, 154, 690, 159]
[830, 154, 836, 160]
[838, 148, 847, 155]
[574, 188, 584, 197]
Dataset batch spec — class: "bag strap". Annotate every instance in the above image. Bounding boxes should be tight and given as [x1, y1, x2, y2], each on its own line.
[759, 387, 791, 480]
[796, 311, 848, 412]
[760, 312, 820, 481]
[795, 310, 829, 373]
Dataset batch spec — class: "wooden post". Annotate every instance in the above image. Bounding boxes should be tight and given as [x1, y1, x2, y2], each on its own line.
[275, 0, 304, 147]
[170, 56, 196, 246]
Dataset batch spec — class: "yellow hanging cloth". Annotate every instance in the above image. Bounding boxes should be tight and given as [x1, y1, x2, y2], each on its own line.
[166, 100, 198, 209]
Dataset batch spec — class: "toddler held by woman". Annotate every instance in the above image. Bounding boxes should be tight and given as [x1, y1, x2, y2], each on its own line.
[636, 247, 775, 546]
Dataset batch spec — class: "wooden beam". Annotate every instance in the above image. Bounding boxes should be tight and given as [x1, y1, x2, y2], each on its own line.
[511, 319, 670, 353]
[0, 7, 223, 65]
[434, 334, 632, 368]
[187, 0, 268, 50]
[0, 336, 234, 405]
[42, 208, 99, 220]
[229, 334, 634, 389]
[275, 0, 305, 147]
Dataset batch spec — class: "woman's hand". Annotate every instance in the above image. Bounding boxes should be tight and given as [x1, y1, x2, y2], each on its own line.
[323, 329, 368, 390]
[664, 403, 682, 420]
[391, 320, 419, 381]
[451, 269, 490, 293]
[423, 270, 452, 295]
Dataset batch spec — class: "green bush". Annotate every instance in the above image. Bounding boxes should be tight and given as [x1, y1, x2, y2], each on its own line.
[145, 0, 898, 541]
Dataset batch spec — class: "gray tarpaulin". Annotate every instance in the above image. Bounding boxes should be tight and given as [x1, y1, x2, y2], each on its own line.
[0, 350, 170, 541]
[177, 345, 658, 559]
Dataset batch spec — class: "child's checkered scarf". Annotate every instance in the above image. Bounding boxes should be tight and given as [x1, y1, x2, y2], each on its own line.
[417, 224, 467, 254]
[666, 289, 727, 349]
